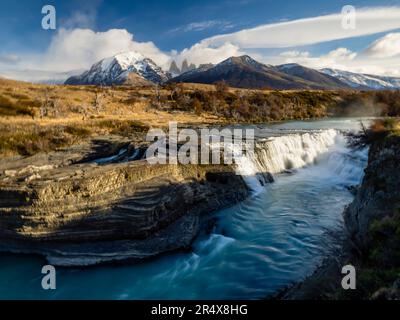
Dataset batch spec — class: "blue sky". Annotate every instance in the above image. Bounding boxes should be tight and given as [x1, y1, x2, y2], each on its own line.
[1, 0, 400, 80]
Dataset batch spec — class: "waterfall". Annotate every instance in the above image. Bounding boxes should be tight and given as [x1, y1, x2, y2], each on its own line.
[234, 129, 340, 192]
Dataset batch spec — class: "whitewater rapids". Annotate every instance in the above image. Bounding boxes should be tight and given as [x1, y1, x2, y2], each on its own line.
[0, 119, 370, 300]
[234, 129, 341, 191]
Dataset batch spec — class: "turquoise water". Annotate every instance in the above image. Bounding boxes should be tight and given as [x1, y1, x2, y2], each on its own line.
[0, 119, 368, 299]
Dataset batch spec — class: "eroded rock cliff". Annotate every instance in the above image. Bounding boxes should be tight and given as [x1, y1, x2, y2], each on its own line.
[344, 135, 400, 251]
[0, 137, 249, 266]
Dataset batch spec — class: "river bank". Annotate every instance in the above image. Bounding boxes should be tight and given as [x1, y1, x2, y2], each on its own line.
[0, 134, 250, 266]
[0, 118, 371, 299]
[282, 118, 400, 300]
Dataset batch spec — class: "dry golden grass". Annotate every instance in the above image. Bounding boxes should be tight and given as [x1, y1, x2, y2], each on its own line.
[0, 78, 398, 157]
[0, 78, 224, 127]
[0, 79, 228, 156]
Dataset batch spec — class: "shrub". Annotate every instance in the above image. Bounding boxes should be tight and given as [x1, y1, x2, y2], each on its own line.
[347, 118, 400, 148]
[191, 98, 203, 114]
[64, 126, 91, 137]
[0, 126, 69, 156]
[97, 120, 150, 136]
[0, 95, 36, 117]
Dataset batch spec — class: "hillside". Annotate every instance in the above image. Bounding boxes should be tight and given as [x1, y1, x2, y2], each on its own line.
[277, 64, 349, 89]
[170, 56, 350, 90]
[321, 68, 400, 90]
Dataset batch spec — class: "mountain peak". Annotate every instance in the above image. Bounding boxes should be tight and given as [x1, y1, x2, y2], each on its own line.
[277, 63, 302, 70]
[170, 54, 351, 90]
[169, 60, 181, 76]
[103, 51, 145, 70]
[65, 51, 170, 86]
[181, 59, 196, 73]
[221, 55, 258, 65]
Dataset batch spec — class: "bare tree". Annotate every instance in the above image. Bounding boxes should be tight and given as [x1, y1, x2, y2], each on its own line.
[153, 84, 162, 109]
[39, 88, 62, 118]
[93, 90, 104, 114]
[39, 88, 51, 119]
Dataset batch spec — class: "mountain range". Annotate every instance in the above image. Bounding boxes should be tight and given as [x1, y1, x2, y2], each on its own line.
[65, 51, 170, 86]
[169, 59, 196, 77]
[320, 68, 400, 90]
[171, 56, 349, 90]
[65, 51, 400, 90]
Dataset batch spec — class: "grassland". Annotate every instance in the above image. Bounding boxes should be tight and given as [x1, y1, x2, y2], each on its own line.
[1, 78, 400, 157]
[0, 79, 225, 156]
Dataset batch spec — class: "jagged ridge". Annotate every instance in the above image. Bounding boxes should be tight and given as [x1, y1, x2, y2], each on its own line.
[170, 55, 350, 90]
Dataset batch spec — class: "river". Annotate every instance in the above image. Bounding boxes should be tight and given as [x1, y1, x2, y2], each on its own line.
[0, 118, 371, 299]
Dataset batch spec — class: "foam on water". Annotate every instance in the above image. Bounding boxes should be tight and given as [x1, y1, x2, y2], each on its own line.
[0, 119, 370, 300]
[234, 129, 339, 192]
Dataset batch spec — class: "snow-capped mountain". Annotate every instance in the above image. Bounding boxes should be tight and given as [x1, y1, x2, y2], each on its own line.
[277, 63, 349, 89]
[65, 51, 170, 86]
[171, 56, 350, 90]
[321, 68, 400, 90]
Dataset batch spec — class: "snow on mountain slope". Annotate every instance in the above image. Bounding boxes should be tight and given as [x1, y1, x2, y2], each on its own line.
[171, 56, 350, 90]
[321, 68, 400, 90]
[65, 51, 170, 86]
[277, 64, 349, 89]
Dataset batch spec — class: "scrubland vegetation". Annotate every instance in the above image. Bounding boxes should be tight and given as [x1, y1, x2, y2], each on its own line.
[348, 118, 400, 149]
[1, 77, 400, 156]
[161, 82, 400, 121]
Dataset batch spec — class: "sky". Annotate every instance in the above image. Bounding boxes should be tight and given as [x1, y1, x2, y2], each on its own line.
[0, 0, 400, 81]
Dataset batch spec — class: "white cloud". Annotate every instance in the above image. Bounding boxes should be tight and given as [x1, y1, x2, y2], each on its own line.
[0, 28, 172, 82]
[271, 48, 357, 70]
[279, 51, 310, 58]
[167, 6, 400, 76]
[58, 1, 102, 29]
[174, 42, 244, 66]
[169, 20, 234, 33]
[324, 48, 357, 61]
[0, 54, 20, 64]
[262, 47, 400, 76]
[363, 33, 400, 58]
[60, 11, 97, 29]
[2, 6, 400, 82]
[202, 7, 400, 48]
[41, 28, 171, 71]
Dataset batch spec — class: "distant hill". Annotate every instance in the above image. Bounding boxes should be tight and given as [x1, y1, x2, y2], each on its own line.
[277, 63, 349, 89]
[170, 55, 350, 90]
